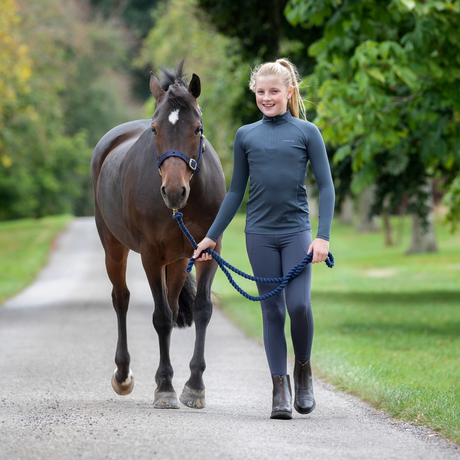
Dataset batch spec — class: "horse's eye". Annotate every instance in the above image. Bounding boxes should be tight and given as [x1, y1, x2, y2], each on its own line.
[152, 127, 158, 135]
[194, 126, 202, 135]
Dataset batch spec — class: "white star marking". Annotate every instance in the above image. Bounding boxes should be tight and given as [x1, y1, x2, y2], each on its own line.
[169, 109, 180, 125]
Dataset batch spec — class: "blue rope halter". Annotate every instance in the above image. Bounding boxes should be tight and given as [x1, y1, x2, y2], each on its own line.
[172, 211, 334, 302]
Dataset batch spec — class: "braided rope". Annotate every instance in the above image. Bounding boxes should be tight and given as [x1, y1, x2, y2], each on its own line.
[173, 211, 334, 302]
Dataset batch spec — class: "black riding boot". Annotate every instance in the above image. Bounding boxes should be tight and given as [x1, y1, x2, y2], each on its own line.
[270, 375, 292, 419]
[293, 358, 316, 414]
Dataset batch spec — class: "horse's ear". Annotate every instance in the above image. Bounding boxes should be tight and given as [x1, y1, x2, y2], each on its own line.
[150, 72, 165, 101]
[188, 73, 201, 99]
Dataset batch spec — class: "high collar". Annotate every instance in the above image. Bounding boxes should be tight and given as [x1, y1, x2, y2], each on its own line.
[262, 110, 292, 124]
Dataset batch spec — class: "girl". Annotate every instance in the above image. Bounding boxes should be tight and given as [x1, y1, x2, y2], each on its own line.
[193, 58, 335, 419]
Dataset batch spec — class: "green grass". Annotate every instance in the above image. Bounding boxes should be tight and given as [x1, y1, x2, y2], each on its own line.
[212, 214, 460, 443]
[0, 215, 73, 304]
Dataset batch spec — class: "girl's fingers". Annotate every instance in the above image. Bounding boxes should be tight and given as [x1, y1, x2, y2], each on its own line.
[193, 238, 216, 261]
[309, 238, 329, 264]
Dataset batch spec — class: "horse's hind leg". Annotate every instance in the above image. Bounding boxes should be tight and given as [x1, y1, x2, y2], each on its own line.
[180, 260, 217, 409]
[98, 223, 134, 396]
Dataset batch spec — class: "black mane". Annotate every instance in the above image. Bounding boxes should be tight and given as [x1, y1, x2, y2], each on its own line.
[159, 61, 194, 109]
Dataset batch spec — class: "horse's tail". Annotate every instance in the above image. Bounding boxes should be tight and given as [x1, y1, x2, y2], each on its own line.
[175, 273, 195, 328]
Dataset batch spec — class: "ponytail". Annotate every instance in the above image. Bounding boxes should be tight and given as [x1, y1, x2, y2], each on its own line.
[276, 59, 306, 120]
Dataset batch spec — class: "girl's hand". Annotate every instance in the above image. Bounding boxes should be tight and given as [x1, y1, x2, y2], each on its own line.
[193, 237, 216, 261]
[307, 238, 330, 264]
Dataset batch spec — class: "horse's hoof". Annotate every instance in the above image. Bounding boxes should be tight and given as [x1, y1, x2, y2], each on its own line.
[153, 391, 180, 409]
[180, 384, 206, 409]
[111, 368, 134, 395]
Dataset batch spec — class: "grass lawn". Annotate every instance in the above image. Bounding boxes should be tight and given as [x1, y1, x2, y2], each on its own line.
[0, 215, 73, 304]
[212, 213, 460, 444]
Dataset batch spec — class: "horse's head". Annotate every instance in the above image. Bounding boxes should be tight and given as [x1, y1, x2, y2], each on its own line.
[150, 64, 203, 210]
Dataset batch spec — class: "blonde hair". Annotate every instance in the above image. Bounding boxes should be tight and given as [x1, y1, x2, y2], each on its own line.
[249, 58, 306, 120]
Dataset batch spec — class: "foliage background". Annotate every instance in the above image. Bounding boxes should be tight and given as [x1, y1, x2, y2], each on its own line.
[2, 0, 459, 230]
[0, 0, 144, 220]
[285, 0, 460, 228]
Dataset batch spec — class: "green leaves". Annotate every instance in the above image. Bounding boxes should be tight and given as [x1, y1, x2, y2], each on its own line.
[284, 0, 342, 27]
[285, 0, 460, 230]
[0, 0, 142, 220]
[366, 68, 386, 84]
[443, 174, 460, 232]
[399, 0, 417, 12]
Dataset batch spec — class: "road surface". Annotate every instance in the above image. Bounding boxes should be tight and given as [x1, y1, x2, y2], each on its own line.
[1, 217, 458, 460]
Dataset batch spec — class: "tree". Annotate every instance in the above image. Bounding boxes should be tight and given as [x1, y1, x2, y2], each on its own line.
[196, 0, 325, 126]
[89, 0, 160, 39]
[88, 0, 162, 100]
[443, 174, 460, 232]
[137, 0, 244, 179]
[194, 0, 362, 226]
[0, 0, 143, 220]
[0, 0, 32, 169]
[285, 0, 460, 243]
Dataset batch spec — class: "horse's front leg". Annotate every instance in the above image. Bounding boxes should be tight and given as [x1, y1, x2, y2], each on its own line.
[180, 258, 218, 409]
[141, 254, 179, 409]
[97, 220, 134, 396]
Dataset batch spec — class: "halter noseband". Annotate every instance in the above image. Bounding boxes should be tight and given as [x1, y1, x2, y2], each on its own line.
[153, 109, 206, 177]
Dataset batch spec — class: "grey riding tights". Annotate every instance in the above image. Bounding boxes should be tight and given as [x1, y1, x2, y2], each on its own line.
[246, 230, 313, 376]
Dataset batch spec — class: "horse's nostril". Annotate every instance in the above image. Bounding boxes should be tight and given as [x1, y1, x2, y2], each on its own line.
[181, 187, 186, 199]
[161, 186, 167, 198]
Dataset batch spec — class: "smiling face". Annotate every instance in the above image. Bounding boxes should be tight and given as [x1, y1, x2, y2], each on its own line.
[255, 75, 293, 118]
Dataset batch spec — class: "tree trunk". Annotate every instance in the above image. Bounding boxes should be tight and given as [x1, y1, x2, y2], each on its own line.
[357, 186, 380, 233]
[382, 213, 393, 246]
[306, 182, 318, 218]
[406, 183, 438, 254]
[407, 213, 438, 254]
[339, 195, 354, 224]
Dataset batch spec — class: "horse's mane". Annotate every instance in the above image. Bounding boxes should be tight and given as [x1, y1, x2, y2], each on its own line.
[160, 60, 195, 109]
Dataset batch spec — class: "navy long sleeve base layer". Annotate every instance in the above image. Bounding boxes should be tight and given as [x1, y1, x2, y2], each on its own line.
[207, 110, 335, 242]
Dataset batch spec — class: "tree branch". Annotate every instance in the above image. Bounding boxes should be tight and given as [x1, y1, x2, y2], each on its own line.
[381, 93, 420, 113]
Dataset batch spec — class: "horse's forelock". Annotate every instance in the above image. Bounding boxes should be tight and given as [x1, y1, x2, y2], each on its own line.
[160, 61, 186, 91]
[166, 84, 195, 109]
[158, 61, 195, 109]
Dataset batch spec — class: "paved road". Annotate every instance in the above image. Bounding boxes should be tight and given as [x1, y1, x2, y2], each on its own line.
[1, 218, 458, 460]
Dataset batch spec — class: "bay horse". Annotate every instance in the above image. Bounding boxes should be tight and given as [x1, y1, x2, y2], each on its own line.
[91, 62, 226, 409]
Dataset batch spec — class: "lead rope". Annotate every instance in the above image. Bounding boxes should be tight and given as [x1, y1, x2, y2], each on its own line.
[172, 211, 334, 302]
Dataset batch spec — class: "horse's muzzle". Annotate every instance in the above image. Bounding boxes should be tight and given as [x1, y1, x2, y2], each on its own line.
[160, 184, 188, 210]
